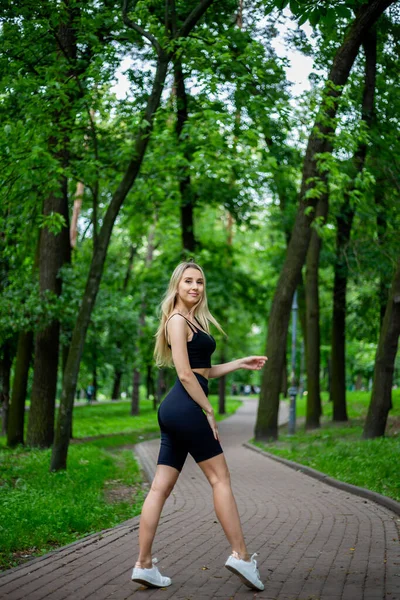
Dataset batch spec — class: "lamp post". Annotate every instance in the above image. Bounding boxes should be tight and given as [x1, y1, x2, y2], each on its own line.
[288, 289, 298, 435]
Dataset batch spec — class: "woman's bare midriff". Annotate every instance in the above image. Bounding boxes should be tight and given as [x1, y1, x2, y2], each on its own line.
[192, 368, 210, 380]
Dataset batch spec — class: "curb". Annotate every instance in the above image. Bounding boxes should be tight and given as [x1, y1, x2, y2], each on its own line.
[243, 441, 400, 517]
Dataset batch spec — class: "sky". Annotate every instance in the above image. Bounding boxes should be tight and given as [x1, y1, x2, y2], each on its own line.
[271, 11, 315, 97]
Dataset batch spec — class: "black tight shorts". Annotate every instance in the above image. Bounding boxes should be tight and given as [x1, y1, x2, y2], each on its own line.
[157, 372, 224, 472]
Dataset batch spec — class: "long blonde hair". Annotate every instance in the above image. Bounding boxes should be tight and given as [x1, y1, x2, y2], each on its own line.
[154, 260, 227, 368]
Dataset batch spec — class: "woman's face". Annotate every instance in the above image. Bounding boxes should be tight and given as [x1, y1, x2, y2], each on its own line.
[177, 267, 204, 308]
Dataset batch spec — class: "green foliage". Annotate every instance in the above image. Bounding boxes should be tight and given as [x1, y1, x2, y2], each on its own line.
[38, 213, 67, 235]
[263, 0, 355, 29]
[1, 1, 400, 440]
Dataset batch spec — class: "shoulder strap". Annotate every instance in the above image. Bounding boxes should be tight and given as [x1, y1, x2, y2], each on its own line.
[165, 313, 198, 344]
[194, 315, 208, 334]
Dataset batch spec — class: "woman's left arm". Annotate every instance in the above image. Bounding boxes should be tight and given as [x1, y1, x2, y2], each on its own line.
[208, 356, 268, 379]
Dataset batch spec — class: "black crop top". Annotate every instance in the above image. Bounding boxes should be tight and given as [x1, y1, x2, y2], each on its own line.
[166, 313, 216, 368]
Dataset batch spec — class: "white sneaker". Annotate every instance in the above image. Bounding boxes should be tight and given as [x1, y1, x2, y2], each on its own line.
[225, 551, 264, 591]
[131, 557, 172, 588]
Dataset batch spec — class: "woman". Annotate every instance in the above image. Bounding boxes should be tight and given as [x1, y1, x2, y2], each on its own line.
[132, 260, 267, 591]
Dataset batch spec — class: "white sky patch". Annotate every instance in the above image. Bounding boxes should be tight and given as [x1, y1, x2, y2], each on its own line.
[113, 56, 133, 99]
[270, 10, 316, 98]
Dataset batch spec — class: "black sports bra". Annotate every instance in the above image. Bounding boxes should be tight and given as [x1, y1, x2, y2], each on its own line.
[166, 313, 216, 368]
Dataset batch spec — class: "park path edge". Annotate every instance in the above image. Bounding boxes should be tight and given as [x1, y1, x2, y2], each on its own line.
[243, 440, 400, 517]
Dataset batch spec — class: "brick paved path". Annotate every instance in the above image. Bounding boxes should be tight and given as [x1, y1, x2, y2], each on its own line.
[1, 399, 399, 600]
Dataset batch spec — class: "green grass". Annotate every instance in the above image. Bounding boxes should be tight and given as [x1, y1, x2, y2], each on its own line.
[0, 394, 242, 571]
[287, 388, 400, 421]
[253, 390, 400, 503]
[0, 441, 147, 570]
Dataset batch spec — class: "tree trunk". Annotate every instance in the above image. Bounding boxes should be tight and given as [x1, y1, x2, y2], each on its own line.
[305, 194, 329, 429]
[27, 182, 71, 447]
[112, 244, 137, 400]
[355, 374, 363, 390]
[375, 182, 389, 329]
[131, 220, 156, 415]
[61, 180, 85, 380]
[218, 375, 226, 415]
[131, 368, 140, 416]
[218, 345, 226, 414]
[174, 59, 196, 254]
[327, 356, 332, 397]
[331, 237, 351, 420]
[331, 26, 377, 422]
[0, 343, 13, 436]
[112, 371, 122, 401]
[363, 256, 400, 438]
[375, 188, 392, 411]
[7, 234, 39, 447]
[27, 10, 75, 447]
[255, 0, 392, 441]
[7, 331, 34, 446]
[146, 364, 154, 400]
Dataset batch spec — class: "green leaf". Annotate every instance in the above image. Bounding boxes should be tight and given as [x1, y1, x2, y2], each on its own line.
[335, 5, 352, 19]
[324, 7, 337, 29]
[38, 213, 67, 235]
[308, 9, 321, 27]
[289, 0, 300, 16]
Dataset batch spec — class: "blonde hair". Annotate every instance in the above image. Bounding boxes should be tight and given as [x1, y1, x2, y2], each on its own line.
[154, 260, 227, 368]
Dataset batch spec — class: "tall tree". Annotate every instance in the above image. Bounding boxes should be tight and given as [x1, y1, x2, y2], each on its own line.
[131, 219, 156, 416]
[26, 2, 77, 447]
[375, 184, 389, 328]
[305, 192, 329, 429]
[111, 244, 137, 400]
[331, 26, 377, 421]
[174, 60, 197, 254]
[7, 332, 34, 446]
[0, 341, 13, 436]
[26, 190, 71, 446]
[255, 0, 395, 441]
[50, 0, 217, 470]
[363, 255, 400, 438]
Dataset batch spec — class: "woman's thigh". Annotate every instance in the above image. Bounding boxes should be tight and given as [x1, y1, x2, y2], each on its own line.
[196, 452, 230, 486]
[151, 464, 181, 496]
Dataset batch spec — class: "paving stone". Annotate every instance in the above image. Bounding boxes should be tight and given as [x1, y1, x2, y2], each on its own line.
[0, 398, 398, 599]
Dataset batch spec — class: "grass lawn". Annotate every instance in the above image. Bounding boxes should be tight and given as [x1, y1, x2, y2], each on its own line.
[253, 389, 400, 503]
[0, 393, 242, 571]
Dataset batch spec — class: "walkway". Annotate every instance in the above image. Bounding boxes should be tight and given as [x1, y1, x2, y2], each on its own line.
[0, 399, 399, 600]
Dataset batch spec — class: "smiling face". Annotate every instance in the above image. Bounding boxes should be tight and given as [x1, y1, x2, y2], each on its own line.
[176, 267, 204, 309]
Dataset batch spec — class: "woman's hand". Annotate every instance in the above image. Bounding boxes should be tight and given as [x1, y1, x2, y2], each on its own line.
[239, 356, 268, 371]
[205, 410, 219, 441]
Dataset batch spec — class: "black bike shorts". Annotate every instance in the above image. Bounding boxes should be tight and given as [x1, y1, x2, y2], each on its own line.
[157, 372, 224, 472]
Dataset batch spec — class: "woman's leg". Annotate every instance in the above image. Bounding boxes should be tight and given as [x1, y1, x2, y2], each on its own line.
[135, 464, 180, 568]
[197, 453, 250, 561]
